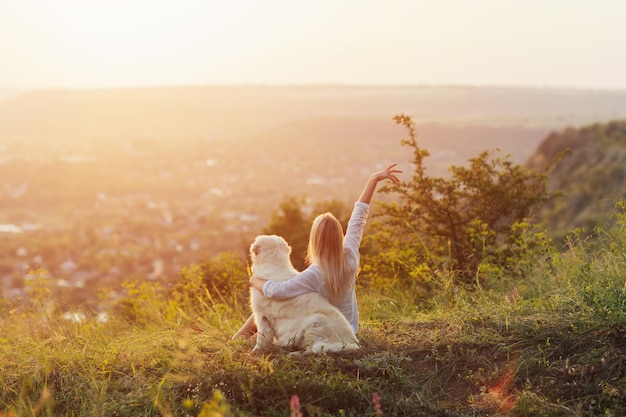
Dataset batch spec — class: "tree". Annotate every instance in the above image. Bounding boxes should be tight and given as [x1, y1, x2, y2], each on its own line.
[262, 196, 310, 270]
[368, 114, 556, 287]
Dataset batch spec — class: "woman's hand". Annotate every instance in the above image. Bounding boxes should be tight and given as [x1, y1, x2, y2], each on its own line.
[358, 163, 402, 204]
[249, 275, 267, 292]
[370, 162, 402, 184]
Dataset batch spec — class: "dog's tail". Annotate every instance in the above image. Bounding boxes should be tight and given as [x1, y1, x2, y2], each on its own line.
[307, 340, 360, 354]
[301, 314, 360, 354]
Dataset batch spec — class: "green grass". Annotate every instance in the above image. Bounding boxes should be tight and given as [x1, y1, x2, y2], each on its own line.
[1, 212, 625, 416]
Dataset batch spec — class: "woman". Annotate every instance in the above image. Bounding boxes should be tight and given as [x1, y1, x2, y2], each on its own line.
[233, 163, 401, 339]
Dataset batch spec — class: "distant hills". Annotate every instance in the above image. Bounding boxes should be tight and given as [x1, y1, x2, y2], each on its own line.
[2, 84, 626, 171]
[2, 85, 626, 224]
[2, 84, 626, 224]
[2, 85, 626, 143]
[527, 120, 626, 235]
[1, 85, 626, 305]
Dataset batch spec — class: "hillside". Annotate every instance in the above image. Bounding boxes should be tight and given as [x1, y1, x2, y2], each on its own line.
[527, 120, 626, 235]
[2, 85, 626, 147]
[1, 86, 626, 416]
[1, 85, 626, 307]
[1, 205, 625, 416]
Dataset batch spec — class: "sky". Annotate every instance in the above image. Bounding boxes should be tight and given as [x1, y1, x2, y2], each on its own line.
[0, 0, 625, 90]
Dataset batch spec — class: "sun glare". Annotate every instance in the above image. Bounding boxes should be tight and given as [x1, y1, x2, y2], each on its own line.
[18, 1, 253, 87]
[1, 0, 625, 89]
[42, 3, 194, 76]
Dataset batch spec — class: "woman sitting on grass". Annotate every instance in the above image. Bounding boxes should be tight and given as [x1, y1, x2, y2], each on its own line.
[233, 163, 402, 339]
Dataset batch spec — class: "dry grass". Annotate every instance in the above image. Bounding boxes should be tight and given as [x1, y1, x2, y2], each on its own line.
[1, 207, 625, 416]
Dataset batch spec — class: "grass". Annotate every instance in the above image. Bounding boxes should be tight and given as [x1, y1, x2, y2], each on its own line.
[1, 211, 625, 416]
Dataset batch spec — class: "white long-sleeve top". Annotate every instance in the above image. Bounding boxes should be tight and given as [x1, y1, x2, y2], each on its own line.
[262, 201, 369, 333]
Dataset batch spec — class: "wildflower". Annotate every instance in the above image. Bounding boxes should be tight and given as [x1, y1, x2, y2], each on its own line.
[372, 392, 383, 416]
[290, 394, 303, 417]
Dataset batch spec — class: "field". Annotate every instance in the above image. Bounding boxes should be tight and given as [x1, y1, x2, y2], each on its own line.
[2, 85, 626, 306]
[1, 85, 626, 416]
[1, 208, 625, 415]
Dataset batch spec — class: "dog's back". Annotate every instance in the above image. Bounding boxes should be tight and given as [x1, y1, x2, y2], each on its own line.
[249, 235, 359, 354]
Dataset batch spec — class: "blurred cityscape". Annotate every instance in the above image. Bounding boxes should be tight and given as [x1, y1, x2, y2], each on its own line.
[2, 85, 625, 306]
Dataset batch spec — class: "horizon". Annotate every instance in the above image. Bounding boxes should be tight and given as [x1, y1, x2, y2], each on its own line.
[3, 82, 626, 94]
[1, 1, 625, 91]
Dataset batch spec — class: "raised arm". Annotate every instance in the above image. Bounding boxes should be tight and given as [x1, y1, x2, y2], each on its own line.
[358, 163, 402, 205]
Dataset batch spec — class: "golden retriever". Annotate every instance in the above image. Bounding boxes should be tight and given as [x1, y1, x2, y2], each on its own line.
[249, 235, 359, 354]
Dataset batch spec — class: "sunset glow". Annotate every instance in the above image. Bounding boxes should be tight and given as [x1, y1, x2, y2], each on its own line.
[1, 0, 625, 89]
[1, 2, 626, 415]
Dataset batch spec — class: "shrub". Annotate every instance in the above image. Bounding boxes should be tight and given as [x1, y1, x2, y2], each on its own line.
[364, 114, 557, 290]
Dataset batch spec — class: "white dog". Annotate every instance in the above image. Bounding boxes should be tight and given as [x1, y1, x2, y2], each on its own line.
[249, 235, 359, 354]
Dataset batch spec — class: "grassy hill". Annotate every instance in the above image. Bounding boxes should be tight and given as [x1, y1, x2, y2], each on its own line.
[1, 87, 626, 415]
[0, 201, 624, 416]
[527, 120, 626, 235]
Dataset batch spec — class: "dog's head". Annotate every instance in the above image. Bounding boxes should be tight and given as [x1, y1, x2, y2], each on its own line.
[250, 235, 292, 265]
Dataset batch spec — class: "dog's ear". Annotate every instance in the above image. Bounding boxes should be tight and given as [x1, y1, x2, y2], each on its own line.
[282, 240, 292, 255]
[250, 241, 261, 256]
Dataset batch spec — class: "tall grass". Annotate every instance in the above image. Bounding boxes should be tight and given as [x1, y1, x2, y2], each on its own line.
[1, 203, 625, 416]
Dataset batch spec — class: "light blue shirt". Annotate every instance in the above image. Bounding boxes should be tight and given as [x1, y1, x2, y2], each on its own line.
[262, 201, 369, 333]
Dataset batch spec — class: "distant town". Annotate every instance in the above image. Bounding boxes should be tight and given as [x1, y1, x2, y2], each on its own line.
[3, 85, 625, 307]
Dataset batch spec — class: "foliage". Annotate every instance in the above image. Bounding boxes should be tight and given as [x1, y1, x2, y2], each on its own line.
[3, 113, 626, 415]
[116, 279, 169, 328]
[1, 201, 625, 416]
[197, 251, 250, 305]
[528, 119, 626, 236]
[365, 114, 557, 288]
[261, 196, 311, 271]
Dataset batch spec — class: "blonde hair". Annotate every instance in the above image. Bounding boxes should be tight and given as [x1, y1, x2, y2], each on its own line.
[306, 212, 351, 304]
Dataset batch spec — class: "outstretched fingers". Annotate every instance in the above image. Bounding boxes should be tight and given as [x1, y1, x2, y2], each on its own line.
[383, 162, 402, 183]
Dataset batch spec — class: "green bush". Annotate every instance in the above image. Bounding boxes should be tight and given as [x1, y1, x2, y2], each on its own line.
[363, 114, 557, 291]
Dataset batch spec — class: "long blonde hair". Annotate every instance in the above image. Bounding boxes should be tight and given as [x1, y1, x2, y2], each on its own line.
[306, 212, 351, 304]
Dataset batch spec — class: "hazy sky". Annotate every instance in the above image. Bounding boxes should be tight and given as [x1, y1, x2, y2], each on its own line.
[1, 0, 624, 90]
